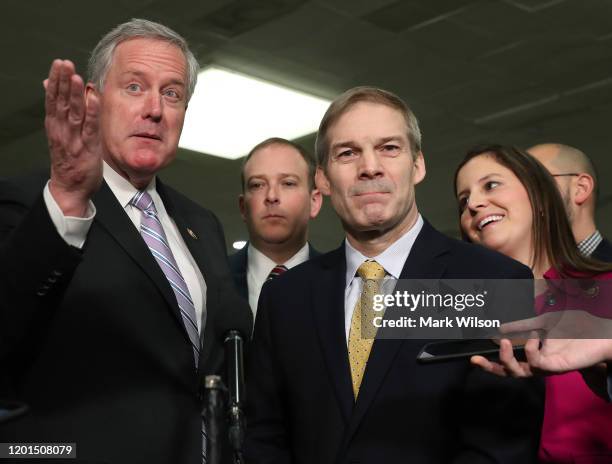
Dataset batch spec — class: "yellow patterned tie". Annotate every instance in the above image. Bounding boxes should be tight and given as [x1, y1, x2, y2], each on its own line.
[348, 260, 386, 399]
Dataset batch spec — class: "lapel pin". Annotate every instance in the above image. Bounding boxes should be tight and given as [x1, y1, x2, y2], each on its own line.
[187, 228, 198, 240]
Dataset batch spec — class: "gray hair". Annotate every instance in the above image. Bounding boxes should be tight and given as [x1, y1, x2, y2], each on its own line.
[87, 18, 199, 103]
[315, 86, 422, 167]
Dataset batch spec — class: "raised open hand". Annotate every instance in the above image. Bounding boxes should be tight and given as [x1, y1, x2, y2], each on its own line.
[45, 59, 103, 217]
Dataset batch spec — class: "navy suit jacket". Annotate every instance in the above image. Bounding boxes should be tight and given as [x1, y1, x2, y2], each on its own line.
[245, 220, 544, 464]
[593, 237, 612, 262]
[228, 242, 320, 301]
[0, 172, 252, 464]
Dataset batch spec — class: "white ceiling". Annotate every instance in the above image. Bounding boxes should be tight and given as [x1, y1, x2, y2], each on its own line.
[2, 0, 611, 251]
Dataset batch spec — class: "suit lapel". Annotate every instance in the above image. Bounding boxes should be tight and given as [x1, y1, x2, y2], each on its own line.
[92, 182, 184, 330]
[156, 181, 215, 344]
[343, 220, 451, 445]
[156, 181, 227, 373]
[312, 246, 354, 424]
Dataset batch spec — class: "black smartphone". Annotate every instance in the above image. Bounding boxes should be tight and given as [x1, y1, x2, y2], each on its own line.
[416, 339, 525, 363]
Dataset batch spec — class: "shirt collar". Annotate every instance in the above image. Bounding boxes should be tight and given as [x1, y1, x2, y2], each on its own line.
[247, 242, 310, 283]
[577, 230, 603, 257]
[103, 161, 156, 209]
[345, 214, 424, 286]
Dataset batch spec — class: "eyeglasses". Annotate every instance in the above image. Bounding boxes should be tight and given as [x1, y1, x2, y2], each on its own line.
[550, 173, 579, 177]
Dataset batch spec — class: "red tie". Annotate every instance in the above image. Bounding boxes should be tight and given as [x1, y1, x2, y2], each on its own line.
[267, 265, 288, 281]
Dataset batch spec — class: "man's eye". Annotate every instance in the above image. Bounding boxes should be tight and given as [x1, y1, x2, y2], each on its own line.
[381, 144, 400, 152]
[337, 150, 354, 158]
[127, 83, 141, 92]
[164, 89, 181, 100]
[249, 182, 264, 190]
[283, 180, 297, 187]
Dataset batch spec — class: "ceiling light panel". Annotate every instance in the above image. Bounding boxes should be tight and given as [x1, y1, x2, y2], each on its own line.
[179, 66, 331, 159]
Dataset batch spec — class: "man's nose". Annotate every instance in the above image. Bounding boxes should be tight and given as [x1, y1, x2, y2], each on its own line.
[265, 184, 280, 204]
[142, 92, 162, 121]
[358, 148, 383, 179]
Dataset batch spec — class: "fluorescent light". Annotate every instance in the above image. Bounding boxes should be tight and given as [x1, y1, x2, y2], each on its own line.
[232, 240, 247, 250]
[179, 66, 331, 159]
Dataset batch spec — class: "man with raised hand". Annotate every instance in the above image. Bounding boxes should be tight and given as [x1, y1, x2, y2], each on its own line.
[0, 19, 251, 464]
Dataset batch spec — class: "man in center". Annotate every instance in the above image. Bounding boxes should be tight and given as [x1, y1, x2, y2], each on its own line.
[245, 87, 543, 463]
[230, 138, 322, 315]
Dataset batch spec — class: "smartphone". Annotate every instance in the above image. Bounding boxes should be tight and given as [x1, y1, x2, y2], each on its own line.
[417, 339, 525, 363]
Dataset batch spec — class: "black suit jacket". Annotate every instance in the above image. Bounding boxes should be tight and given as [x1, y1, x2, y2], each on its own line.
[228, 242, 320, 301]
[593, 237, 612, 262]
[0, 172, 252, 464]
[245, 220, 544, 464]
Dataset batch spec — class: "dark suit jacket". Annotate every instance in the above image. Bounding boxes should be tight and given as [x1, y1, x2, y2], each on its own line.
[228, 242, 320, 301]
[0, 172, 251, 464]
[245, 220, 544, 464]
[593, 237, 612, 262]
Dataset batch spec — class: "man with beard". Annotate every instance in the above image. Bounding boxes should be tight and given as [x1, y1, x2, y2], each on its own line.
[528, 143, 612, 261]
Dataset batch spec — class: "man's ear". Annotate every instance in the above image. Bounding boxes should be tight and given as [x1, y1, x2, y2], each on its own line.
[574, 173, 594, 206]
[238, 194, 247, 222]
[85, 83, 97, 107]
[309, 188, 323, 219]
[315, 167, 331, 196]
[413, 151, 426, 185]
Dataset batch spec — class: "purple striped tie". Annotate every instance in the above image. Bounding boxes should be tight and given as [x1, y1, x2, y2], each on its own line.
[130, 190, 200, 366]
[130, 191, 207, 462]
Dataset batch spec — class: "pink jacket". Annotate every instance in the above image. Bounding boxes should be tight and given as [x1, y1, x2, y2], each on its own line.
[537, 268, 612, 463]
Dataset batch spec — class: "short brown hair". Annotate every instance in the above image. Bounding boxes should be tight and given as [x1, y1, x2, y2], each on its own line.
[241, 137, 316, 191]
[454, 144, 612, 276]
[315, 86, 422, 167]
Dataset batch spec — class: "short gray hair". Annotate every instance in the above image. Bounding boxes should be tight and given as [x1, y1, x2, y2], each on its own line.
[87, 18, 199, 103]
[315, 86, 422, 167]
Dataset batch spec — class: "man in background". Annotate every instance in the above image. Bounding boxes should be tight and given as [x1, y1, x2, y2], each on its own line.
[528, 143, 612, 260]
[230, 137, 322, 316]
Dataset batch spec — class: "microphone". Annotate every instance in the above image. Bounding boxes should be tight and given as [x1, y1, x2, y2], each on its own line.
[216, 285, 253, 463]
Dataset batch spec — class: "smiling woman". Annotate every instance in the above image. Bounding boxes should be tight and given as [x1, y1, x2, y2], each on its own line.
[454, 144, 609, 279]
[454, 143, 612, 462]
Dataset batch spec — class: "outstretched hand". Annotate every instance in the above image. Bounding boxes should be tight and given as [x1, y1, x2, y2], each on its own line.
[45, 59, 103, 217]
[471, 311, 612, 377]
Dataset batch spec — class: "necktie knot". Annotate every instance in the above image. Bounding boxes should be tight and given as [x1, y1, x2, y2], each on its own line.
[357, 261, 385, 280]
[130, 190, 156, 213]
[267, 264, 288, 281]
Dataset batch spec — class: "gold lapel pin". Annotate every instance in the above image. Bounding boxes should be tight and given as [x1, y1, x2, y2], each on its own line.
[187, 228, 198, 240]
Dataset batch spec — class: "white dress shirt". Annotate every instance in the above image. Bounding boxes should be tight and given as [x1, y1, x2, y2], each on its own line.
[43, 161, 207, 332]
[343, 214, 424, 342]
[247, 242, 310, 317]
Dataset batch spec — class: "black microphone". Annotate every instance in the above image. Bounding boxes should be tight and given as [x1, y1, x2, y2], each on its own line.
[216, 285, 252, 463]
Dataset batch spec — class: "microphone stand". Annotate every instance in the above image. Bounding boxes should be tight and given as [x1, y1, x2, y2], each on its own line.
[204, 375, 224, 464]
[225, 330, 246, 464]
